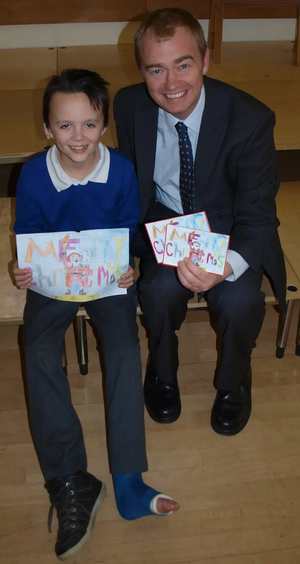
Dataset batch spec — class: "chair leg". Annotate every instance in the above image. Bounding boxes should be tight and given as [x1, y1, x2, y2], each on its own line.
[276, 300, 295, 358]
[208, 0, 216, 49]
[212, 0, 224, 64]
[74, 315, 89, 375]
[295, 308, 300, 356]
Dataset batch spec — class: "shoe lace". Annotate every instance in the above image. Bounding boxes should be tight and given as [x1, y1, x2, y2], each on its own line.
[48, 480, 78, 533]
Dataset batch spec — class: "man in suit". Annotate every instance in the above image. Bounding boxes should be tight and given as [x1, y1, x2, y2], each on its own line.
[113, 7, 286, 435]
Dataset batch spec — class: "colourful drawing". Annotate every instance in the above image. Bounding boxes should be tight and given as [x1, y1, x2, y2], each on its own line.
[163, 225, 230, 276]
[16, 228, 129, 301]
[188, 231, 205, 266]
[145, 211, 210, 264]
[62, 251, 93, 295]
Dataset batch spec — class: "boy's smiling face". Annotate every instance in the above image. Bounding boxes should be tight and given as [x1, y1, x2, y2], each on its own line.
[44, 92, 106, 179]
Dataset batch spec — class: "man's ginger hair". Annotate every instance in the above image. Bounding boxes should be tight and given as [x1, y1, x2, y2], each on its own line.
[134, 7, 207, 68]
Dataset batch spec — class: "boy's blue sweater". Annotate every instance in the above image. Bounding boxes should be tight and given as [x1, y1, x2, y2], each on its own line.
[14, 148, 140, 240]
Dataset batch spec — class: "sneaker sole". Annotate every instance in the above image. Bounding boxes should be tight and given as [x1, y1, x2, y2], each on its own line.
[58, 482, 107, 561]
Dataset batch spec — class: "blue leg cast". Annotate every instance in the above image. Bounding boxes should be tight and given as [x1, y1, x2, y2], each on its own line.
[113, 473, 172, 520]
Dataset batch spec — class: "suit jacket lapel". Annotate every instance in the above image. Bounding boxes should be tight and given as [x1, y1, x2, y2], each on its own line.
[134, 97, 158, 221]
[194, 77, 230, 209]
[132, 79, 230, 218]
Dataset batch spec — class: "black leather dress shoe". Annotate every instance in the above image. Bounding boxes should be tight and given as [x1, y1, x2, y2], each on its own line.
[144, 378, 181, 423]
[211, 369, 252, 436]
[144, 361, 181, 423]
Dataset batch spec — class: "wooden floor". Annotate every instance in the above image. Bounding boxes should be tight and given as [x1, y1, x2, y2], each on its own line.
[0, 302, 300, 564]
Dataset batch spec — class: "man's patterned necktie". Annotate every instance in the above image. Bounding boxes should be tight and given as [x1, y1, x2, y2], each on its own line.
[175, 121, 196, 214]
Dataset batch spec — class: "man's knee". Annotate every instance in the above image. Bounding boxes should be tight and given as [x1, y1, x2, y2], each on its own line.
[210, 285, 265, 324]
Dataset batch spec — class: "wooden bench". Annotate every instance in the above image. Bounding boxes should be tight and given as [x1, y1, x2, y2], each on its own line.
[1, 43, 300, 165]
[0, 48, 56, 161]
[208, 0, 300, 66]
[1, 197, 299, 374]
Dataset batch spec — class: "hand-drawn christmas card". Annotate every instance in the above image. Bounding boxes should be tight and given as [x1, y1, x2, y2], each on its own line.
[16, 228, 129, 301]
[145, 212, 210, 264]
[163, 225, 230, 276]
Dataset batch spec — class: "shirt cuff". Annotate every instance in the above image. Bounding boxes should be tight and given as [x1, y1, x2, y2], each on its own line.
[225, 250, 249, 282]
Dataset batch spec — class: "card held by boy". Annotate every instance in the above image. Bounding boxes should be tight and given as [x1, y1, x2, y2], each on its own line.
[16, 228, 129, 301]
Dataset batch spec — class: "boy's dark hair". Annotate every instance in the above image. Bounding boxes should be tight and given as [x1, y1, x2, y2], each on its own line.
[134, 8, 207, 68]
[43, 69, 110, 128]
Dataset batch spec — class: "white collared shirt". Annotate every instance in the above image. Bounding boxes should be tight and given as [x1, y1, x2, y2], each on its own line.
[153, 86, 248, 281]
[46, 142, 110, 192]
[154, 86, 205, 214]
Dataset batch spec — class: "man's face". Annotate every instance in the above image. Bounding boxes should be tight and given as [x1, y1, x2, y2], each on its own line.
[139, 26, 210, 120]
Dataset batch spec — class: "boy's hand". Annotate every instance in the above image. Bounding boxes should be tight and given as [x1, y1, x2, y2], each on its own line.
[118, 265, 135, 289]
[12, 260, 33, 289]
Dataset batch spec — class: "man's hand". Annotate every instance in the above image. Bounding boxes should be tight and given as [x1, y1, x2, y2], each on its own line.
[118, 265, 135, 289]
[12, 260, 33, 289]
[177, 257, 233, 292]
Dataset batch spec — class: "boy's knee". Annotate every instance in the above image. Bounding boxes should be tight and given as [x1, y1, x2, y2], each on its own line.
[23, 336, 63, 363]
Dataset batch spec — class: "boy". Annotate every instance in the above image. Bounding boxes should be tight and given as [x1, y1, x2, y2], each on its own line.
[13, 69, 179, 561]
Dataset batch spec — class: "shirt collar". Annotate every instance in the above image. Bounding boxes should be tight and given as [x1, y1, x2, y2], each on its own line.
[46, 142, 110, 192]
[159, 85, 205, 135]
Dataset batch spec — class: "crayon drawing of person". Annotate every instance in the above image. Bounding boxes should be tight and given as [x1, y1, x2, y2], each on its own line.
[188, 231, 205, 266]
[62, 251, 92, 295]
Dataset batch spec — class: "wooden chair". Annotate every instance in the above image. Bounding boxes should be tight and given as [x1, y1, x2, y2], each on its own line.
[208, 0, 300, 65]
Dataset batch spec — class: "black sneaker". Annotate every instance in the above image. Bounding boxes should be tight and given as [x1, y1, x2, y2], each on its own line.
[46, 470, 106, 560]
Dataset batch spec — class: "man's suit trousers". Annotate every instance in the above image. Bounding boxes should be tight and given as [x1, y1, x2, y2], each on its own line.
[133, 201, 265, 391]
[138, 254, 265, 390]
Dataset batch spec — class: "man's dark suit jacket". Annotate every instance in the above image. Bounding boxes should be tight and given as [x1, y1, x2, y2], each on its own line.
[113, 75, 286, 311]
